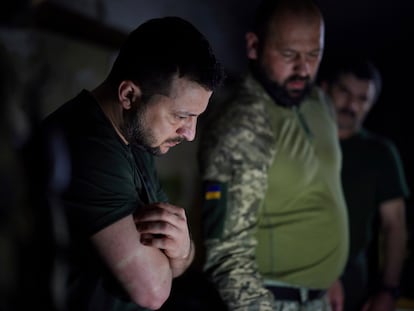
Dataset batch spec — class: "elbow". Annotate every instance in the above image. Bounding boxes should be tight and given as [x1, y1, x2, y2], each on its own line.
[134, 297, 167, 310]
[130, 283, 171, 310]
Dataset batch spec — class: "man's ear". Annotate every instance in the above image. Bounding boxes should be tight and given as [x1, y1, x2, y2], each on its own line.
[246, 32, 259, 60]
[118, 80, 141, 110]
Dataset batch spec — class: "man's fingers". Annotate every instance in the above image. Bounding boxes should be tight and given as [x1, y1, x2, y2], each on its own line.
[137, 221, 175, 234]
[135, 202, 186, 219]
[140, 233, 176, 252]
[135, 209, 187, 230]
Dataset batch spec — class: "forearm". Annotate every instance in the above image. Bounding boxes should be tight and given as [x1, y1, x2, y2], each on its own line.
[382, 225, 407, 286]
[205, 237, 275, 310]
[92, 216, 173, 309]
[379, 198, 407, 287]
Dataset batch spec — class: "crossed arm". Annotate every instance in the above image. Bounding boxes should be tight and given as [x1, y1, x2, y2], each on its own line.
[91, 202, 194, 310]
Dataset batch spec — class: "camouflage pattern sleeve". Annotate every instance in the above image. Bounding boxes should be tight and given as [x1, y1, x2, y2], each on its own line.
[198, 86, 277, 311]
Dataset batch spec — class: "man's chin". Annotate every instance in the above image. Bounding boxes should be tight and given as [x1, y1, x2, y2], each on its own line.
[288, 89, 306, 99]
[338, 121, 357, 132]
[283, 94, 304, 107]
[151, 147, 165, 156]
[140, 144, 163, 156]
[158, 146, 170, 155]
[146, 141, 181, 156]
[338, 115, 356, 126]
[156, 143, 177, 155]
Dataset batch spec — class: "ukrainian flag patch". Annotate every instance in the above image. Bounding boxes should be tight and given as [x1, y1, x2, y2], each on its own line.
[205, 184, 222, 200]
[202, 181, 227, 239]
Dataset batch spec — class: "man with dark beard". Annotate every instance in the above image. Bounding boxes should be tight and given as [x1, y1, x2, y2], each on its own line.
[23, 16, 224, 311]
[197, 0, 348, 310]
[320, 59, 409, 311]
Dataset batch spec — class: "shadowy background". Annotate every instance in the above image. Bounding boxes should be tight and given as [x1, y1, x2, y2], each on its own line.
[1, 0, 413, 306]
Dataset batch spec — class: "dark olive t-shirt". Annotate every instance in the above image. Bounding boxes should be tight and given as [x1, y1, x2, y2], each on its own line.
[340, 129, 410, 311]
[41, 90, 168, 311]
[340, 129, 409, 260]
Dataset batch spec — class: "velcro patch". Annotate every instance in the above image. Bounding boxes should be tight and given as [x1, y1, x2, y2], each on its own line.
[202, 181, 227, 239]
[205, 184, 222, 200]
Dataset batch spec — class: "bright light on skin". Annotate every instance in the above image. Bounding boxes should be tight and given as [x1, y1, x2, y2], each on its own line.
[123, 77, 212, 155]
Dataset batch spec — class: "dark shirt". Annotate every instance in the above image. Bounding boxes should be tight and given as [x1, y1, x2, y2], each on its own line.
[340, 129, 410, 311]
[25, 90, 168, 311]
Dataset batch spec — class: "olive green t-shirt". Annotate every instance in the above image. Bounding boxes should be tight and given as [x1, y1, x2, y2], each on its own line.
[256, 88, 348, 289]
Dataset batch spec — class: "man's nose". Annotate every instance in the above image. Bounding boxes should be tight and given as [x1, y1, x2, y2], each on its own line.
[177, 118, 196, 142]
[294, 55, 311, 77]
[345, 94, 359, 111]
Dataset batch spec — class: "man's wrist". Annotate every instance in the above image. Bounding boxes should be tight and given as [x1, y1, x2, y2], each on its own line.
[182, 240, 193, 260]
[378, 284, 400, 300]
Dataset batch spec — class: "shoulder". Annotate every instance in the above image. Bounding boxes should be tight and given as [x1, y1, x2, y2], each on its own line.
[198, 76, 275, 178]
[351, 130, 406, 173]
[43, 91, 122, 153]
[41, 92, 134, 184]
[307, 86, 336, 119]
[359, 129, 399, 154]
[200, 76, 274, 154]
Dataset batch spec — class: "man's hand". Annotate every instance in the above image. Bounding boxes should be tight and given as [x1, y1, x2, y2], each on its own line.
[133, 202, 194, 276]
[362, 291, 397, 311]
[328, 279, 344, 311]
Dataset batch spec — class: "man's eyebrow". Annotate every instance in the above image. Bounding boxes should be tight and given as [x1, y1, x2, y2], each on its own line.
[176, 111, 199, 117]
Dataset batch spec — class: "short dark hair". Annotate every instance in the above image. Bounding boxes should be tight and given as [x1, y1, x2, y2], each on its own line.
[322, 58, 382, 102]
[107, 16, 225, 101]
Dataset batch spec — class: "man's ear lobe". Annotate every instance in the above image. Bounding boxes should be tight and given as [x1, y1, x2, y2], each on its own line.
[118, 80, 141, 110]
[246, 32, 259, 60]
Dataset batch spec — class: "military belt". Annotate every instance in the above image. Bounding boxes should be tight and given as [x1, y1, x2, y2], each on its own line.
[266, 285, 326, 303]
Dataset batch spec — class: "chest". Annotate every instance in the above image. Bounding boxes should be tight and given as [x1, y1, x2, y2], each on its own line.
[129, 149, 163, 204]
[265, 102, 340, 191]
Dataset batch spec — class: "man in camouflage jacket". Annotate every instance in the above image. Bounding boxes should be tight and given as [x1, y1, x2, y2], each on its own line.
[198, 0, 349, 310]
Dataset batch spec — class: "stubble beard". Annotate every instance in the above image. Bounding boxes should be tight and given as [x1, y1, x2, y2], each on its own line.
[121, 107, 185, 156]
[337, 108, 359, 132]
[251, 61, 313, 108]
[121, 106, 162, 156]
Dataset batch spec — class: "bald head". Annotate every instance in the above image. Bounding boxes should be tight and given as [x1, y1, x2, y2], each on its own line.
[253, 0, 324, 42]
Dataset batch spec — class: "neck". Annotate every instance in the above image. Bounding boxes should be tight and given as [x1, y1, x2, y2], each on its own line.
[92, 83, 129, 145]
[338, 128, 357, 140]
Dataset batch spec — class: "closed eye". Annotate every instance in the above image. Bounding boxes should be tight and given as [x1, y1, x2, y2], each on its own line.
[176, 114, 188, 120]
[281, 50, 296, 59]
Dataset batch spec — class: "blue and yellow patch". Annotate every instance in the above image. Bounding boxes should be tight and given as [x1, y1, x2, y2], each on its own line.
[202, 181, 227, 239]
[205, 184, 222, 200]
